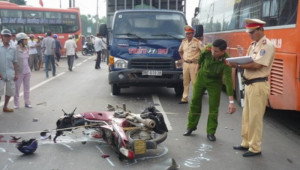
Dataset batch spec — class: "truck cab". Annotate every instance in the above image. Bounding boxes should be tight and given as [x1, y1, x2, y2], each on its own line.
[100, 9, 187, 95]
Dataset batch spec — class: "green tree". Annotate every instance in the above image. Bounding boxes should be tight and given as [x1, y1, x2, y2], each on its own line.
[9, 0, 26, 5]
[81, 14, 106, 36]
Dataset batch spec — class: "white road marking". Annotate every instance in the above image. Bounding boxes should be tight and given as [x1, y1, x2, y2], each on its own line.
[0, 57, 92, 108]
[0, 72, 66, 107]
[95, 145, 115, 167]
[152, 94, 173, 130]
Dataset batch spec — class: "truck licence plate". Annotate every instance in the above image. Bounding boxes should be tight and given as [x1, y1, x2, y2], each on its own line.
[142, 70, 162, 76]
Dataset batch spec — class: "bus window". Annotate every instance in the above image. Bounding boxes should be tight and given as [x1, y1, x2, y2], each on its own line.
[45, 25, 62, 33]
[238, 0, 261, 29]
[0, 9, 22, 17]
[278, 0, 298, 25]
[63, 25, 79, 33]
[25, 25, 44, 34]
[62, 13, 77, 19]
[24, 10, 43, 18]
[3, 25, 24, 34]
[44, 12, 61, 19]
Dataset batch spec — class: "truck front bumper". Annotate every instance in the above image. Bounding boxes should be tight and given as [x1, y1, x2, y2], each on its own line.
[109, 69, 183, 88]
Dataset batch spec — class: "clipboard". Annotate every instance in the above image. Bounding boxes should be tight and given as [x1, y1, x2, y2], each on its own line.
[226, 56, 253, 64]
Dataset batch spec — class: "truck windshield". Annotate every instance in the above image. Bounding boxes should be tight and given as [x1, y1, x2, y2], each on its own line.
[113, 11, 186, 39]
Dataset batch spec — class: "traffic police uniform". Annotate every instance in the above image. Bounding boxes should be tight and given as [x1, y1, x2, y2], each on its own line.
[178, 26, 203, 102]
[240, 19, 275, 154]
[187, 44, 233, 134]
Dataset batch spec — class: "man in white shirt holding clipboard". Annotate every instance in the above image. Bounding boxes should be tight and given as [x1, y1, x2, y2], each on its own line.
[228, 18, 275, 157]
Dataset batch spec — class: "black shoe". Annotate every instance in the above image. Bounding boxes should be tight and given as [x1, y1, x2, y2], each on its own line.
[178, 101, 188, 104]
[233, 145, 249, 151]
[207, 134, 216, 141]
[243, 151, 261, 157]
[183, 127, 197, 136]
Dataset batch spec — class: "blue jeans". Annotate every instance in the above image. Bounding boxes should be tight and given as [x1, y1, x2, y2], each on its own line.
[44, 55, 56, 77]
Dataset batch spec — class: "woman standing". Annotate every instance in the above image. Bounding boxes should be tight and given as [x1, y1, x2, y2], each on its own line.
[14, 33, 32, 109]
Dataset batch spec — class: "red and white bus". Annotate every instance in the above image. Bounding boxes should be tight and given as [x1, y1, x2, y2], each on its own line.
[0, 1, 82, 51]
[193, 0, 300, 111]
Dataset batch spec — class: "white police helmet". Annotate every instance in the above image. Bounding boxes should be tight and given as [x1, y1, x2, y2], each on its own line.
[1, 29, 12, 36]
[16, 32, 29, 41]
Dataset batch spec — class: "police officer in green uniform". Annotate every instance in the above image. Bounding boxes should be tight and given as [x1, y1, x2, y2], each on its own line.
[183, 39, 236, 141]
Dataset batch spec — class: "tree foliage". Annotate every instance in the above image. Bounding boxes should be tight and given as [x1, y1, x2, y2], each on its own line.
[81, 14, 106, 36]
[9, 0, 26, 5]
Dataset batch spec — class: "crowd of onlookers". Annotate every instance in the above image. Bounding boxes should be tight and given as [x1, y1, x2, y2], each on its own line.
[0, 29, 108, 112]
[0, 29, 78, 112]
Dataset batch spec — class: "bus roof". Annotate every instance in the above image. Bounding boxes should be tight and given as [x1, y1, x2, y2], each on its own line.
[0, 1, 80, 13]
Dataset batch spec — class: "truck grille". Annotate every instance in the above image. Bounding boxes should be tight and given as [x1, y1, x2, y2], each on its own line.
[128, 57, 174, 70]
[270, 59, 284, 95]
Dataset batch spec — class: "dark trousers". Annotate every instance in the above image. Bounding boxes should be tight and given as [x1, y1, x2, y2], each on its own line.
[95, 51, 102, 69]
[44, 55, 56, 78]
[55, 52, 61, 62]
[67, 55, 75, 71]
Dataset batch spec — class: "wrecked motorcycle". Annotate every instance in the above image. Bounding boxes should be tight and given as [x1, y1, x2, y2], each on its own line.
[53, 105, 168, 160]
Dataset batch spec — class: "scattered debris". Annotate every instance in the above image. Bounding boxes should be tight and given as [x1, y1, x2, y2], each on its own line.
[33, 118, 38, 122]
[36, 102, 47, 106]
[101, 154, 110, 158]
[287, 158, 293, 164]
[40, 130, 51, 140]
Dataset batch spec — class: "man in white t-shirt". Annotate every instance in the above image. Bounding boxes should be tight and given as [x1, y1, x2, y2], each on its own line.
[64, 35, 77, 71]
[28, 34, 39, 71]
[94, 33, 106, 69]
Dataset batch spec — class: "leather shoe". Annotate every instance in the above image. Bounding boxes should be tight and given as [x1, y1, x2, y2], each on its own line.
[233, 145, 249, 151]
[243, 151, 261, 157]
[3, 107, 14, 112]
[178, 101, 188, 104]
[207, 134, 216, 141]
[183, 127, 196, 136]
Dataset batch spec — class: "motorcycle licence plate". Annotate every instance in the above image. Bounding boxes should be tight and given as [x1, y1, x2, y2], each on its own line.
[142, 70, 162, 76]
[134, 140, 146, 155]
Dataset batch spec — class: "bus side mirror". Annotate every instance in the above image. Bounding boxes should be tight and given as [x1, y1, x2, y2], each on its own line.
[194, 25, 203, 38]
[99, 24, 107, 37]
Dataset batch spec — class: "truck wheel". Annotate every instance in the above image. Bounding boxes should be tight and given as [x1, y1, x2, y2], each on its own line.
[174, 84, 183, 96]
[112, 84, 120, 95]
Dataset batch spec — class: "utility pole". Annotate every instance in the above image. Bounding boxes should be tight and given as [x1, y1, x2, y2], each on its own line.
[96, 0, 99, 34]
[73, 0, 75, 7]
[69, 0, 72, 8]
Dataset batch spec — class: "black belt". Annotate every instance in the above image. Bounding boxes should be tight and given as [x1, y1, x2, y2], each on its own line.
[184, 60, 194, 64]
[243, 77, 268, 85]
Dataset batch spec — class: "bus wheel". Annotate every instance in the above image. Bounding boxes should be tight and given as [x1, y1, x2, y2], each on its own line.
[174, 84, 183, 96]
[112, 84, 121, 95]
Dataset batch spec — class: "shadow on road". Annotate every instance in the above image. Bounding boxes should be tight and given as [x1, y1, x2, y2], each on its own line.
[265, 108, 300, 136]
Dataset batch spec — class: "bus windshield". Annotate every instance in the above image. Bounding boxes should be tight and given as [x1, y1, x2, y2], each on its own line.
[113, 11, 186, 39]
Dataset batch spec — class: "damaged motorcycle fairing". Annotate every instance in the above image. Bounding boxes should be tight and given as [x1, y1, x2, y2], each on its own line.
[51, 105, 168, 160]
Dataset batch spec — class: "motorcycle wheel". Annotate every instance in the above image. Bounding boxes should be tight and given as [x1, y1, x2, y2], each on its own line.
[126, 129, 167, 145]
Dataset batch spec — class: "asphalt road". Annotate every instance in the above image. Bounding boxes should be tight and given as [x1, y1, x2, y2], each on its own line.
[0, 53, 299, 170]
